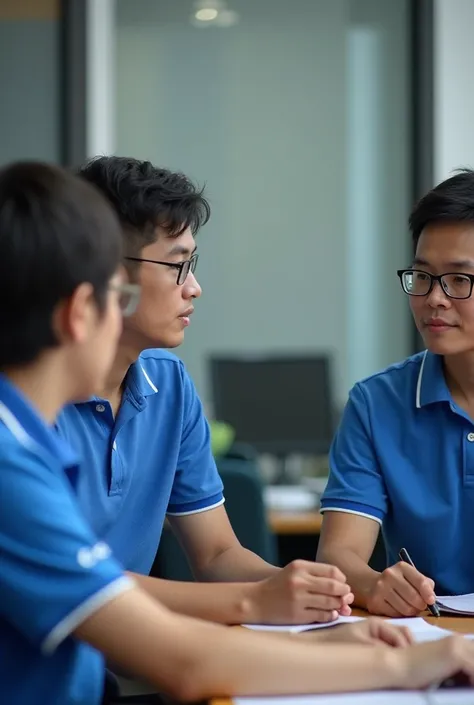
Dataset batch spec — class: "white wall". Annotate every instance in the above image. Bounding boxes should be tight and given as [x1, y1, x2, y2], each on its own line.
[434, 0, 474, 182]
[115, 0, 412, 408]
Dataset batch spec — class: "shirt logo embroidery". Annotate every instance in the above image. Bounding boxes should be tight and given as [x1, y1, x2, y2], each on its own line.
[77, 541, 111, 568]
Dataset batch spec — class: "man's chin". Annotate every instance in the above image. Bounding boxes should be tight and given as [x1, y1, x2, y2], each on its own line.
[424, 337, 466, 356]
[162, 332, 185, 349]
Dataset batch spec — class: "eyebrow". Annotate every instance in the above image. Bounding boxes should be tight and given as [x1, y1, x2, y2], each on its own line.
[413, 256, 474, 269]
[167, 244, 197, 257]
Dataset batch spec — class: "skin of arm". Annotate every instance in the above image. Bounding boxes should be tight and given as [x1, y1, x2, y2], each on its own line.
[317, 513, 436, 617]
[74, 585, 431, 702]
[168, 506, 279, 582]
[127, 558, 354, 626]
[317, 511, 381, 608]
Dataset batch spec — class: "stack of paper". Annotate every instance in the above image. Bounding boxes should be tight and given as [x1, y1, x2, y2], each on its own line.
[436, 593, 474, 616]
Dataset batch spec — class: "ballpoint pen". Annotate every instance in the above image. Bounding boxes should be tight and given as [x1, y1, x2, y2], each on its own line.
[399, 547, 440, 618]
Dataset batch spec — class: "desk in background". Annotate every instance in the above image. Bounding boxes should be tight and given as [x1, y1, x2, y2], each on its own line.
[268, 510, 322, 535]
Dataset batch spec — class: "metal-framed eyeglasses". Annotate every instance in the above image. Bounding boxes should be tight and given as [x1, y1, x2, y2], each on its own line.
[125, 253, 199, 286]
[397, 268, 474, 300]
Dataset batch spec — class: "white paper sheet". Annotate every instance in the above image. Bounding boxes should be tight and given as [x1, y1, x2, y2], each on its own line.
[436, 593, 474, 616]
[235, 692, 474, 705]
[235, 692, 426, 705]
[243, 616, 452, 642]
[426, 691, 474, 704]
[387, 617, 454, 642]
[242, 616, 363, 634]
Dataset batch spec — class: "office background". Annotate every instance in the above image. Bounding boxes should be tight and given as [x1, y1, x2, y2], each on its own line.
[0, 0, 450, 411]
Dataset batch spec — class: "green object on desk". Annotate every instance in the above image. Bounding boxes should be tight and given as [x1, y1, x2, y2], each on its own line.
[209, 420, 235, 458]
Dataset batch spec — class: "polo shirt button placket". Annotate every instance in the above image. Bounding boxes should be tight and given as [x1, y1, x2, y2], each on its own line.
[463, 431, 474, 485]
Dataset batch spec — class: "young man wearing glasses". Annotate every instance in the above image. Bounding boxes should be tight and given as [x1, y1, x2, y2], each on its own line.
[56, 155, 354, 626]
[318, 169, 474, 617]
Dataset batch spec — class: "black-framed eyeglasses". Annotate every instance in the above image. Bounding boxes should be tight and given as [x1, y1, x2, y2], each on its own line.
[397, 268, 474, 300]
[124, 253, 199, 285]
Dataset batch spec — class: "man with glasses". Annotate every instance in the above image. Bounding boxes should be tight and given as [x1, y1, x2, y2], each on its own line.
[56, 156, 354, 627]
[318, 169, 474, 616]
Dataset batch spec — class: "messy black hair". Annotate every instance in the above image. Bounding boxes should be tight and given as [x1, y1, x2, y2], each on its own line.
[0, 161, 121, 367]
[77, 156, 210, 257]
[409, 168, 474, 247]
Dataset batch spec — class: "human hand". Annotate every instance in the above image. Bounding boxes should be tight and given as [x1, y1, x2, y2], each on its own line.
[366, 562, 436, 617]
[247, 561, 354, 624]
[393, 636, 474, 690]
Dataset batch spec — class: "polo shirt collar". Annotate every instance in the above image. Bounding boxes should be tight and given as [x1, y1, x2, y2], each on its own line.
[126, 360, 159, 400]
[0, 373, 79, 467]
[415, 349, 451, 408]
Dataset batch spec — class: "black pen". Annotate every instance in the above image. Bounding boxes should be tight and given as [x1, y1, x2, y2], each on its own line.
[399, 547, 440, 618]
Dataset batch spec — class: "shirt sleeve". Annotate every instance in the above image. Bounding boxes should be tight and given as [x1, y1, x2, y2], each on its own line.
[167, 366, 224, 515]
[320, 382, 388, 524]
[0, 442, 134, 654]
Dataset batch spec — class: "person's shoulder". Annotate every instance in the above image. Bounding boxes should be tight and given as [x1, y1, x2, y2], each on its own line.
[138, 348, 183, 366]
[0, 424, 50, 474]
[353, 351, 426, 401]
[134, 349, 192, 391]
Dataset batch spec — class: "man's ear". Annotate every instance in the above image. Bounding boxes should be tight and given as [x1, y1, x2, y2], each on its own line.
[51, 282, 96, 345]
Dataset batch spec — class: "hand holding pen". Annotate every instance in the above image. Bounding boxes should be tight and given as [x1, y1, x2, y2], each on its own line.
[399, 547, 440, 617]
[365, 547, 439, 617]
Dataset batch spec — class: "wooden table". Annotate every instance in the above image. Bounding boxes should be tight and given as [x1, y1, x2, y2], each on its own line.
[268, 510, 322, 535]
[211, 609, 474, 705]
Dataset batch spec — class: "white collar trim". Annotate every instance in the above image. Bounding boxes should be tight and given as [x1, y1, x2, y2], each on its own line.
[0, 402, 31, 446]
[415, 349, 429, 409]
[140, 365, 158, 393]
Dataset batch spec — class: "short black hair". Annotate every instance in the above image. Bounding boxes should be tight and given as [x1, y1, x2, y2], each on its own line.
[0, 161, 122, 368]
[409, 168, 474, 247]
[77, 156, 211, 257]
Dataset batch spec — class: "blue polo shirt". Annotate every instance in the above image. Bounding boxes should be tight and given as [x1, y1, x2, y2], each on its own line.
[0, 375, 134, 705]
[321, 350, 474, 596]
[56, 349, 224, 574]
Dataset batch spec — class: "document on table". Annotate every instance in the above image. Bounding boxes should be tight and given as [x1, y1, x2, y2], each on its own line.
[436, 593, 474, 615]
[242, 615, 363, 634]
[387, 617, 453, 642]
[234, 692, 474, 705]
[243, 616, 453, 642]
[235, 693, 424, 705]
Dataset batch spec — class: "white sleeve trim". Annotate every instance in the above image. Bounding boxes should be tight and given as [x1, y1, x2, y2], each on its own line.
[166, 497, 225, 517]
[320, 507, 383, 525]
[41, 575, 135, 655]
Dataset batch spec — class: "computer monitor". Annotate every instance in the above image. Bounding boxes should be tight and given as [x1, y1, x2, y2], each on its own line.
[209, 354, 335, 457]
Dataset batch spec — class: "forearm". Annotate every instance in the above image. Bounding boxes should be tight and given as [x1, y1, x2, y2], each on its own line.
[318, 546, 380, 608]
[80, 588, 403, 700]
[196, 544, 280, 582]
[127, 571, 262, 624]
[181, 625, 402, 699]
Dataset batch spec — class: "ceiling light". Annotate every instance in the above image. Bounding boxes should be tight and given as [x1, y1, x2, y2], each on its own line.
[195, 8, 219, 21]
